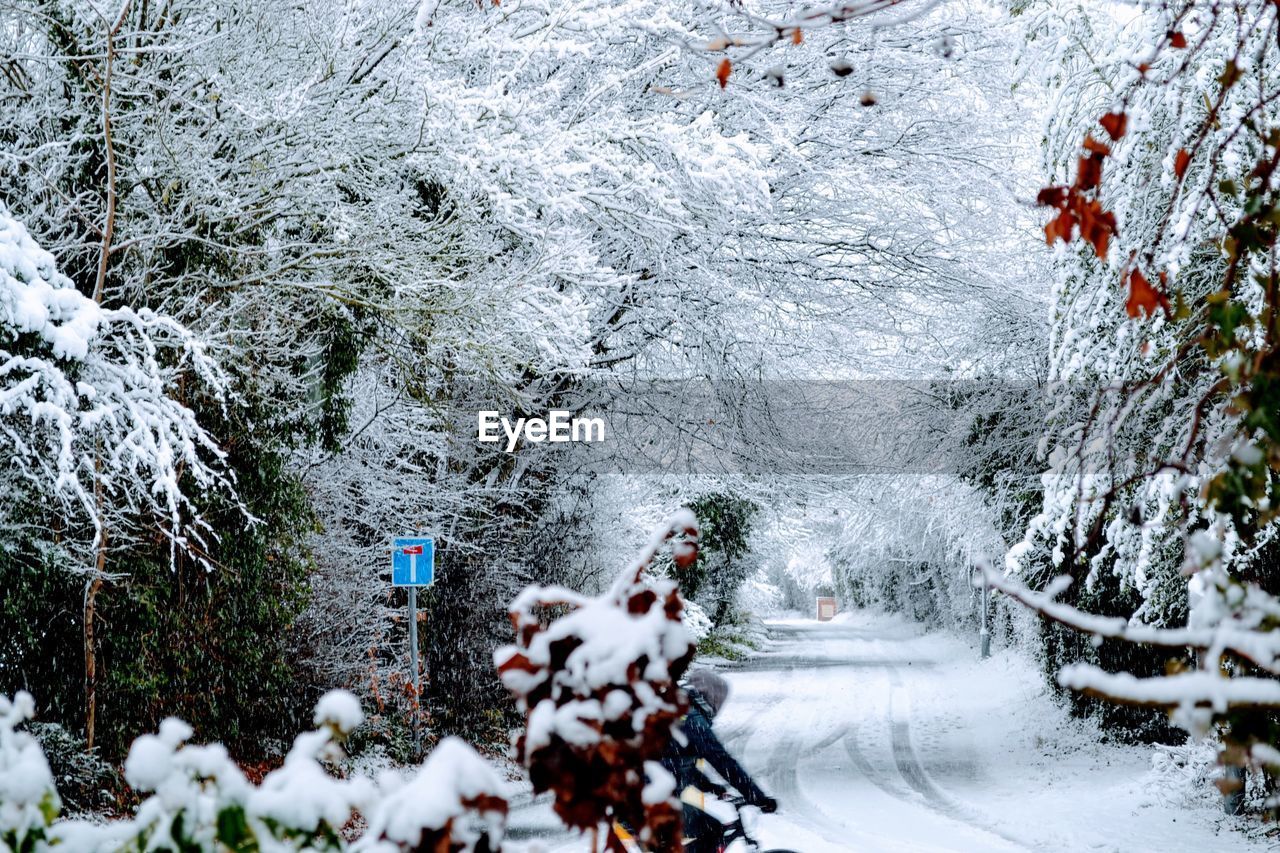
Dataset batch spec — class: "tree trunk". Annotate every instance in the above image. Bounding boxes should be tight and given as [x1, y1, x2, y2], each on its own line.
[84, 2, 132, 750]
[84, 562, 104, 750]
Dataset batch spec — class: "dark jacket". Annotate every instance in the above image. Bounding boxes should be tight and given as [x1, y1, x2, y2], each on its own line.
[661, 690, 770, 806]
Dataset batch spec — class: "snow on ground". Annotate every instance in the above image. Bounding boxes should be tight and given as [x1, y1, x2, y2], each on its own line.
[507, 611, 1273, 851]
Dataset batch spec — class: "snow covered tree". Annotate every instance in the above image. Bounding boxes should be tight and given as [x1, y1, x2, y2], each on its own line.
[0, 0, 393, 753]
[682, 493, 758, 626]
[1002, 0, 1280, 798]
[0, 205, 234, 749]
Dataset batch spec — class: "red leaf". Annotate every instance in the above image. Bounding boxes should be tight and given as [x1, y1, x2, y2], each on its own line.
[1037, 186, 1069, 208]
[1076, 155, 1103, 191]
[1168, 31, 1187, 48]
[496, 651, 537, 675]
[1126, 269, 1170, 319]
[1082, 135, 1111, 156]
[627, 590, 657, 615]
[1099, 112, 1127, 140]
[1044, 210, 1076, 245]
[1174, 148, 1191, 178]
[716, 58, 731, 89]
[1078, 199, 1116, 258]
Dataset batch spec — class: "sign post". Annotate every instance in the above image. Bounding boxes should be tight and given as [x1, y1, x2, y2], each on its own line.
[978, 567, 991, 659]
[392, 537, 435, 757]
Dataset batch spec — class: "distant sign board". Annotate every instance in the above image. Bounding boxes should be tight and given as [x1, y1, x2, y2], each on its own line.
[816, 596, 837, 622]
[392, 538, 435, 587]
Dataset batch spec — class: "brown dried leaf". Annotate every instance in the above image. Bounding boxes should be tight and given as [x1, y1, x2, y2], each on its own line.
[1099, 112, 1127, 140]
[1037, 186, 1069, 208]
[627, 589, 658, 614]
[1078, 200, 1116, 258]
[1076, 155, 1103, 191]
[1082, 135, 1110, 156]
[1174, 148, 1191, 178]
[1044, 210, 1076, 245]
[1126, 268, 1170, 319]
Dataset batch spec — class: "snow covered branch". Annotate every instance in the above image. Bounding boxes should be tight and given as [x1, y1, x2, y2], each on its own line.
[1057, 666, 1280, 711]
[0, 207, 235, 564]
[982, 567, 1280, 675]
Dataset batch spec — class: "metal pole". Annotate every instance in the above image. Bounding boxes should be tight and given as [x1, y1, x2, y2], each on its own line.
[409, 586, 420, 757]
[1223, 765, 1246, 815]
[979, 572, 991, 659]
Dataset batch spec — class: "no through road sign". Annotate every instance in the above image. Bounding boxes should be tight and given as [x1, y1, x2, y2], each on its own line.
[392, 537, 434, 586]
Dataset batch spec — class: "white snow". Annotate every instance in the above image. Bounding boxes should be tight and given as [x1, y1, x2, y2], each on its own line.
[251, 728, 374, 833]
[641, 761, 676, 805]
[0, 691, 58, 835]
[0, 210, 102, 361]
[9, 689, 505, 852]
[0, 206, 232, 566]
[314, 689, 366, 734]
[1058, 665, 1280, 710]
[356, 736, 505, 851]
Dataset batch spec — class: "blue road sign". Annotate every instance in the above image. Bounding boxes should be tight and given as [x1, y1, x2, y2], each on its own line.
[392, 537, 435, 587]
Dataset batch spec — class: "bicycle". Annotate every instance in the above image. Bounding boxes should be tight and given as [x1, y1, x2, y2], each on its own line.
[710, 795, 799, 853]
[611, 793, 799, 853]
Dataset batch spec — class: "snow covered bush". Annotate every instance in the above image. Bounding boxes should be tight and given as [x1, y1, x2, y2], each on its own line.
[1143, 740, 1220, 810]
[0, 692, 58, 852]
[495, 511, 699, 851]
[682, 600, 714, 645]
[0, 689, 507, 852]
[24, 722, 115, 815]
[736, 572, 784, 619]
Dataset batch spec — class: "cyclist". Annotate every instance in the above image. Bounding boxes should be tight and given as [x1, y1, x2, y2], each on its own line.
[663, 668, 777, 852]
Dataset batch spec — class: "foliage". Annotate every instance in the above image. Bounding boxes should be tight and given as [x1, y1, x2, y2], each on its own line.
[695, 613, 768, 664]
[1, 689, 507, 852]
[0, 205, 233, 558]
[495, 512, 699, 852]
[0, 394, 317, 760]
[24, 722, 116, 816]
[1004, 0, 1280, 800]
[93, 440, 315, 759]
[0, 692, 58, 853]
[683, 493, 758, 626]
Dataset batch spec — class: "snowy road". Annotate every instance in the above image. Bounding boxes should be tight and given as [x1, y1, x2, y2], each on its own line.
[715, 619, 1033, 852]
[508, 614, 1265, 851]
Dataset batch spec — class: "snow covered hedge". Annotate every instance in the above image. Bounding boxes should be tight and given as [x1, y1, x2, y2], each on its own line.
[1006, 0, 1280, 801]
[0, 689, 506, 852]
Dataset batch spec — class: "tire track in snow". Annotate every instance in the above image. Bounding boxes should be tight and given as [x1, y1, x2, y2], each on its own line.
[765, 626, 899, 842]
[757, 695, 869, 840]
[841, 722, 913, 801]
[883, 663, 1037, 851]
[723, 627, 865, 841]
